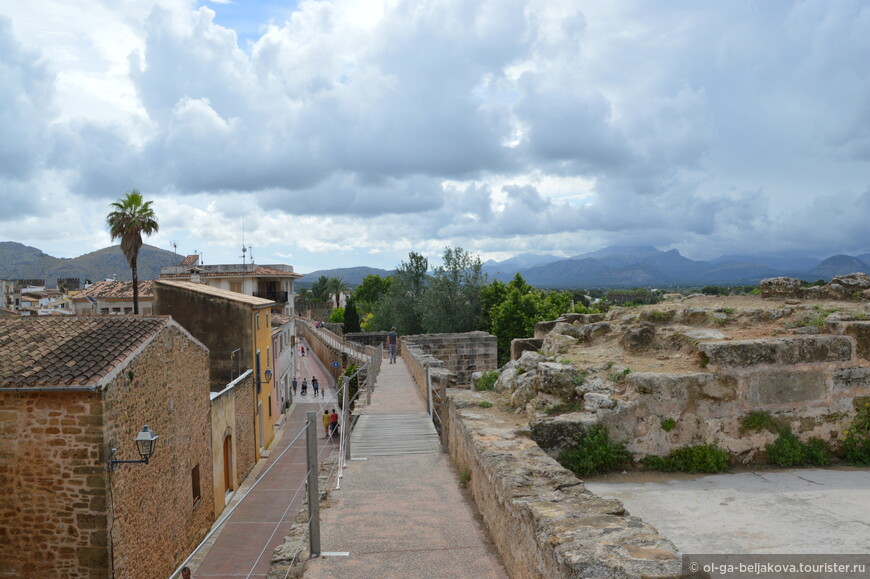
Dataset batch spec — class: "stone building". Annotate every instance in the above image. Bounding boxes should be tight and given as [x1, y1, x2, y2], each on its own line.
[153, 280, 278, 456]
[69, 280, 155, 316]
[0, 316, 214, 579]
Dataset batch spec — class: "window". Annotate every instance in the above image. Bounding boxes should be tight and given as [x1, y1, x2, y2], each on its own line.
[268, 395, 272, 417]
[229, 279, 242, 294]
[191, 465, 202, 507]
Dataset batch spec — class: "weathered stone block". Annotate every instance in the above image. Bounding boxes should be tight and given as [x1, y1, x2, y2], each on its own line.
[833, 367, 870, 391]
[842, 322, 870, 361]
[747, 371, 827, 405]
[76, 547, 108, 569]
[529, 414, 598, 456]
[760, 276, 802, 298]
[620, 324, 655, 352]
[510, 338, 543, 361]
[777, 336, 852, 364]
[542, 332, 576, 355]
[699, 340, 777, 367]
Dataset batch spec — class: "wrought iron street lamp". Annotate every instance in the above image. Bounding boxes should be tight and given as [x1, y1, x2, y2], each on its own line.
[107, 425, 158, 470]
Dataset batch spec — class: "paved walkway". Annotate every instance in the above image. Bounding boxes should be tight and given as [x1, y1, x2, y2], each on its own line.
[303, 357, 508, 579]
[188, 339, 339, 579]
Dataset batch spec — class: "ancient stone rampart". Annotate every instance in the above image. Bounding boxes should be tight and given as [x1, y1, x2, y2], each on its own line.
[446, 390, 682, 579]
[402, 331, 497, 388]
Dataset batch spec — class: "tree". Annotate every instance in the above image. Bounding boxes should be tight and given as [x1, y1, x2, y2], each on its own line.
[328, 307, 345, 324]
[328, 277, 351, 308]
[419, 246, 486, 333]
[106, 190, 159, 314]
[310, 276, 332, 303]
[344, 298, 361, 333]
[352, 274, 393, 313]
[372, 252, 429, 334]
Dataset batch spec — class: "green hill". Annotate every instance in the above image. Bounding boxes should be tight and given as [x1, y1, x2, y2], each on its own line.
[0, 242, 181, 286]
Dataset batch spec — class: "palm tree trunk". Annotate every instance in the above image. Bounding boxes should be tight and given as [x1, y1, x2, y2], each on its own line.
[132, 261, 139, 315]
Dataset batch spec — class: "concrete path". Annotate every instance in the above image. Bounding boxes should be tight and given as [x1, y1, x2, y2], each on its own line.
[303, 357, 508, 579]
[188, 339, 339, 579]
[586, 468, 870, 554]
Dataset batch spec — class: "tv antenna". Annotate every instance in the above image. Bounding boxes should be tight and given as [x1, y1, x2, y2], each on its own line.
[171, 241, 178, 256]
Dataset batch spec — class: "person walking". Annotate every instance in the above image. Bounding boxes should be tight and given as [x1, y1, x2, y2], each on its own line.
[387, 327, 398, 364]
[301, 378, 308, 396]
[292, 378, 298, 396]
[322, 409, 330, 438]
[312, 376, 319, 397]
[300, 345, 306, 357]
[329, 408, 340, 437]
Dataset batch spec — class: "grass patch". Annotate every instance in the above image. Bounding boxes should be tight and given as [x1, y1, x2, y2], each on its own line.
[458, 468, 471, 488]
[558, 425, 630, 476]
[475, 370, 499, 391]
[739, 411, 782, 435]
[608, 368, 633, 382]
[478, 400, 493, 409]
[785, 315, 827, 329]
[660, 417, 677, 432]
[643, 444, 730, 473]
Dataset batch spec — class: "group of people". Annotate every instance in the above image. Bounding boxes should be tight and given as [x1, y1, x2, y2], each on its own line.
[291, 376, 323, 397]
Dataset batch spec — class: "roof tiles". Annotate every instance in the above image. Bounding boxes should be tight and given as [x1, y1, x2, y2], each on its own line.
[0, 317, 168, 388]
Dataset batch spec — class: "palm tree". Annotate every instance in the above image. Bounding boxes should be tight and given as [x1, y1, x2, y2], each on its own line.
[328, 277, 351, 308]
[106, 190, 159, 314]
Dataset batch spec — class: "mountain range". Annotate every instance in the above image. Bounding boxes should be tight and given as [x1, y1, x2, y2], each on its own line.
[2, 241, 869, 290]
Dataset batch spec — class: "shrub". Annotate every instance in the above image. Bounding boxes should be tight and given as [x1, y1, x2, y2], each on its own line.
[739, 411, 781, 435]
[643, 444, 730, 473]
[558, 425, 630, 476]
[766, 428, 832, 467]
[843, 401, 870, 466]
[475, 370, 499, 391]
[458, 468, 471, 488]
[660, 417, 677, 432]
[478, 401, 493, 409]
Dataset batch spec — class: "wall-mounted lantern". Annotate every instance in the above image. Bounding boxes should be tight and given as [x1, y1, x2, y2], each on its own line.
[107, 425, 158, 471]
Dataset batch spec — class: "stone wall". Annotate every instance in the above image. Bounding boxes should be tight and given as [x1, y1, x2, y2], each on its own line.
[402, 331, 497, 388]
[401, 340, 452, 417]
[0, 390, 106, 578]
[209, 370, 257, 516]
[102, 323, 214, 579]
[0, 322, 215, 579]
[445, 389, 681, 579]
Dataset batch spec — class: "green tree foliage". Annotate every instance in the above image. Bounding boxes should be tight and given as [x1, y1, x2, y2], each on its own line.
[486, 274, 573, 365]
[344, 298, 361, 333]
[328, 307, 345, 324]
[106, 189, 159, 314]
[352, 274, 393, 314]
[419, 246, 486, 333]
[372, 252, 429, 334]
[310, 276, 332, 303]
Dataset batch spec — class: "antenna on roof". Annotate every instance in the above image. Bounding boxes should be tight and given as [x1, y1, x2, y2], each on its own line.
[171, 241, 178, 256]
[240, 218, 248, 265]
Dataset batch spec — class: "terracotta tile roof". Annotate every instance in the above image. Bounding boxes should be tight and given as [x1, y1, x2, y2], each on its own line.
[155, 280, 275, 306]
[160, 267, 302, 279]
[0, 317, 168, 388]
[180, 254, 200, 266]
[72, 280, 154, 301]
[271, 314, 294, 327]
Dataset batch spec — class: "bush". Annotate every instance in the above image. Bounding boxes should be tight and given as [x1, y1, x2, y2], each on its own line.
[558, 425, 630, 476]
[766, 428, 831, 467]
[643, 444, 730, 473]
[843, 401, 870, 466]
[660, 417, 677, 432]
[475, 370, 499, 391]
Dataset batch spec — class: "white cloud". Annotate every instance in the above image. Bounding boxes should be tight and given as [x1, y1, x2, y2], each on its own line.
[1, 0, 869, 271]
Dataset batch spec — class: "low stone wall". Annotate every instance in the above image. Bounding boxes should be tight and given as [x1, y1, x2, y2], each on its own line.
[403, 331, 497, 388]
[446, 389, 682, 579]
[401, 338, 451, 411]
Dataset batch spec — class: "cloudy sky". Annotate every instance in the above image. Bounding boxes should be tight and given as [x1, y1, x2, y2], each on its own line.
[1, 0, 869, 273]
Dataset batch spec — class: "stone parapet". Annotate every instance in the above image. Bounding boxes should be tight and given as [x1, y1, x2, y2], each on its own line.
[698, 336, 853, 369]
[446, 390, 681, 579]
[403, 331, 496, 388]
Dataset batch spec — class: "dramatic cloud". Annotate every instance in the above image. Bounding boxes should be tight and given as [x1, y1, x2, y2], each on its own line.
[0, 0, 868, 272]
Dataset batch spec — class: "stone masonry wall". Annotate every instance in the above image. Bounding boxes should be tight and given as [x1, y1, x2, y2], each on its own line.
[402, 331, 497, 388]
[209, 371, 257, 516]
[593, 332, 870, 458]
[446, 389, 681, 579]
[0, 391, 107, 578]
[102, 323, 214, 579]
[401, 340, 452, 416]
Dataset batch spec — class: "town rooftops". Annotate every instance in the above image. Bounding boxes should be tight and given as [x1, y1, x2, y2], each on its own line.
[159, 263, 302, 279]
[0, 316, 179, 388]
[179, 254, 200, 266]
[71, 280, 154, 301]
[155, 279, 275, 307]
